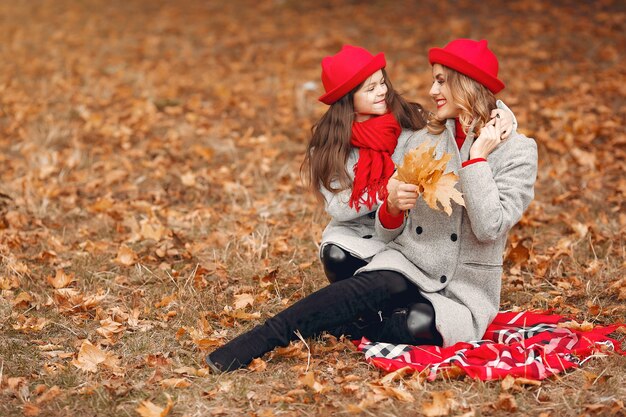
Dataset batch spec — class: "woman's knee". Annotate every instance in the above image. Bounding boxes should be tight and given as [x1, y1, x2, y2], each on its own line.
[321, 244, 365, 283]
[384, 273, 411, 295]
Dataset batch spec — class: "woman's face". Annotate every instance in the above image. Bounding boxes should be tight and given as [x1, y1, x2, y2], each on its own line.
[353, 69, 388, 122]
[430, 64, 460, 120]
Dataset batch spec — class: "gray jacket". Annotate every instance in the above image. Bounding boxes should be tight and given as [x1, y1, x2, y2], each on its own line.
[361, 119, 537, 347]
[319, 129, 417, 259]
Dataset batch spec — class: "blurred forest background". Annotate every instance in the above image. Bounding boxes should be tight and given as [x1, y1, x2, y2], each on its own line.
[0, 0, 624, 416]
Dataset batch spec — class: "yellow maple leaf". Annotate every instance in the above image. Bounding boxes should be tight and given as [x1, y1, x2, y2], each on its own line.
[396, 141, 465, 216]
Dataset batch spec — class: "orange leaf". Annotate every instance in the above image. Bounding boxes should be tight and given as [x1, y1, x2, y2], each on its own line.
[160, 378, 191, 389]
[115, 245, 137, 266]
[298, 372, 325, 393]
[23, 403, 41, 416]
[233, 293, 254, 310]
[72, 340, 122, 374]
[422, 390, 455, 417]
[136, 394, 174, 417]
[396, 141, 464, 216]
[46, 270, 76, 289]
[72, 340, 108, 373]
[248, 358, 267, 372]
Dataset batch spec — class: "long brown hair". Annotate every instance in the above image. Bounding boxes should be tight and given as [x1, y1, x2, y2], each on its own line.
[427, 65, 497, 136]
[302, 68, 427, 201]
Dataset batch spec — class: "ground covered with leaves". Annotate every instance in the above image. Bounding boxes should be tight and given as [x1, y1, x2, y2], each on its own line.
[0, 0, 624, 416]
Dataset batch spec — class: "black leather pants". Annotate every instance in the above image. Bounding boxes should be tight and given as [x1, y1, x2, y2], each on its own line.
[320, 244, 367, 283]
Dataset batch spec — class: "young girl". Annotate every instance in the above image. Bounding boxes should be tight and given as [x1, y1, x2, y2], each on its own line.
[205, 40, 533, 372]
[304, 45, 515, 283]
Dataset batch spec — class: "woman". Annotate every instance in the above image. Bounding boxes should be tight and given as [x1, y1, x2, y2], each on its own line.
[362, 38, 538, 347]
[206, 40, 534, 372]
[306, 45, 515, 283]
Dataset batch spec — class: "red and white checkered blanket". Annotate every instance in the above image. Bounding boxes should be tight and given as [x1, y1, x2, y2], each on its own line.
[357, 311, 625, 381]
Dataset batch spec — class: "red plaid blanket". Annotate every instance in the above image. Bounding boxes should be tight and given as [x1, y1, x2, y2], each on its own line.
[357, 311, 625, 381]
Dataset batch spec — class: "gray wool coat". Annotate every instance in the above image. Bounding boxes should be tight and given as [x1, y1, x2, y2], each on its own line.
[319, 129, 417, 260]
[319, 102, 517, 264]
[360, 119, 537, 347]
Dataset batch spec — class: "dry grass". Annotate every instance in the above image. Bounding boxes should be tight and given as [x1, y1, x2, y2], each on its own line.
[0, 0, 625, 416]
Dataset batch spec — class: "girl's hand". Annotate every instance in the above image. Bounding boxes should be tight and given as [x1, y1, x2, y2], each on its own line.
[387, 174, 419, 215]
[470, 115, 501, 160]
[490, 109, 513, 139]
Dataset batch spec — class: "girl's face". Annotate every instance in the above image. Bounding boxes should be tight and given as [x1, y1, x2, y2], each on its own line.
[430, 64, 460, 120]
[353, 69, 388, 122]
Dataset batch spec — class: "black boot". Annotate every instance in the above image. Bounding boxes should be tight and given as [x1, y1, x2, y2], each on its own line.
[206, 270, 406, 372]
[321, 244, 367, 283]
[366, 302, 442, 346]
[406, 302, 442, 345]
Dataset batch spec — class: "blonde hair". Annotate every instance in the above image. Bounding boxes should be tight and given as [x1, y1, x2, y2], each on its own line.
[427, 65, 497, 136]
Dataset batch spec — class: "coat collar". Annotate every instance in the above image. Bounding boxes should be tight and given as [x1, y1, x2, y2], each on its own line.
[443, 119, 476, 169]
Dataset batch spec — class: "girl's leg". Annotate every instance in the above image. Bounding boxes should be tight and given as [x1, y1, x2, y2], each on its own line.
[321, 244, 367, 283]
[206, 269, 411, 372]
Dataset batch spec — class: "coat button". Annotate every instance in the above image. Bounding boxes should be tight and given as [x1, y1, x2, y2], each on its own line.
[415, 226, 423, 235]
[440, 275, 447, 283]
[363, 235, 373, 239]
[368, 212, 376, 220]
[451, 233, 458, 242]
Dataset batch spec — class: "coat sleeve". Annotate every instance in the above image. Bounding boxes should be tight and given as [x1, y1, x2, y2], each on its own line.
[496, 99, 518, 133]
[321, 183, 380, 222]
[458, 136, 537, 242]
[374, 205, 406, 242]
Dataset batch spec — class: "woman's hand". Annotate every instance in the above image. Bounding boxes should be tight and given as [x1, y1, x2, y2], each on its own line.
[491, 109, 513, 139]
[470, 115, 501, 160]
[387, 174, 419, 216]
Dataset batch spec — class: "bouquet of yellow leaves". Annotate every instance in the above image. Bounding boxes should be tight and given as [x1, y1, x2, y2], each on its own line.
[396, 141, 465, 216]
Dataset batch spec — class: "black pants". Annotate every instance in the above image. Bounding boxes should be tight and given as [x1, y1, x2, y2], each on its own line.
[207, 269, 442, 371]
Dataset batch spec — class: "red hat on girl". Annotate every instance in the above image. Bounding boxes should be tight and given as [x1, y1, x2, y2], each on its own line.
[319, 45, 386, 105]
[428, 39, 505, 94]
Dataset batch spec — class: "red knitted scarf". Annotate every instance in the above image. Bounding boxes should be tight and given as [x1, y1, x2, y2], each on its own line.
[349, 113, 402, 212]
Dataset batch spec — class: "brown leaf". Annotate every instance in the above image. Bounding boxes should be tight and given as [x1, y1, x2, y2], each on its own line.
[557, 320, 594, 332]
[233, 293, 254, 310]
[422, 390, 455, 416]
[12, 315, 48, 333]
[35, 386, 62, 404]
[160, 378, 191, 389]
[115, 245, 137, 266]
[500, 374, 516, 391]
[12, 292, 33, 309]
[72, 340, 107, 373]
[155, 294, 177, 308]
[22, 403, 41, 416]
[72, 340, 122, 374]
[298, 372, 325, 393]
[248, 358, 267, 372]
[380, 366, 413, 385]
[136, 394, 174, 417]
[494, 393, 518, 412]
[506, 239, 531, 267]
[46, 269, 76, 289]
